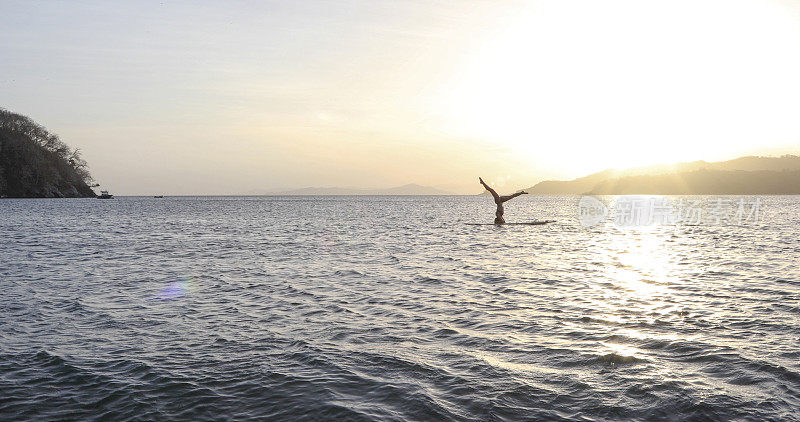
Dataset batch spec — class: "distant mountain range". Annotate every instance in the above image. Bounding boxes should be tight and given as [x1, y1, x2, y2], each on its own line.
[525, 155, 800, 195]
[255, 183, 453, 195]
[262, 155, 800, 196]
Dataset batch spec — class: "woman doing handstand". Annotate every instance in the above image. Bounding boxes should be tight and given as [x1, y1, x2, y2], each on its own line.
[479, 177, 528, 224]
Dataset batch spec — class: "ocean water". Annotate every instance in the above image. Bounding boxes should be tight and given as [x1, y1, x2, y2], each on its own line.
[1, 195, 799, 421]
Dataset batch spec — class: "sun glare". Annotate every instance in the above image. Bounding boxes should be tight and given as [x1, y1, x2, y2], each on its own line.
[442, 0, 800, 174]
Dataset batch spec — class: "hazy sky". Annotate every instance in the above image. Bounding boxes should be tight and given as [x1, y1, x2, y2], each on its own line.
[3, 0, 800, 194]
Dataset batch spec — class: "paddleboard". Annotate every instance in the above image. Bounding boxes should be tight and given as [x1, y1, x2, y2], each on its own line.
[466, 220, 555, 226]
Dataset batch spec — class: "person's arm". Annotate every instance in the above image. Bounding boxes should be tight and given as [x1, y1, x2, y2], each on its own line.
[499, 191, 528, 203]
[479, 177, 500, 203]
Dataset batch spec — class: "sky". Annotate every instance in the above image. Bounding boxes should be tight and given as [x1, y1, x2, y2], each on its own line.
[3, 0, 800, 195]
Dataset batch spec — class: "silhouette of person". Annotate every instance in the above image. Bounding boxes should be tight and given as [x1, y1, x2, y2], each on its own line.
[479, 177, 528, 224]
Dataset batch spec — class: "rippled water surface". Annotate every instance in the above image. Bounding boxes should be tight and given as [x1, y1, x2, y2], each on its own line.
[1, 195, 799, 421]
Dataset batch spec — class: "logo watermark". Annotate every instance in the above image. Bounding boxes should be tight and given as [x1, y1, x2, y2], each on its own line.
[576, 196, 762, 228]
[577, 196, 609, 227]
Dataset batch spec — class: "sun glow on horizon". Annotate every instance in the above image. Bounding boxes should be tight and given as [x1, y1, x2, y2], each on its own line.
[440, 0, 800, 174]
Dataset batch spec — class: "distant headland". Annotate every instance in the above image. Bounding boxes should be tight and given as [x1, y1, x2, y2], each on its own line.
[0, 109, 96, 198]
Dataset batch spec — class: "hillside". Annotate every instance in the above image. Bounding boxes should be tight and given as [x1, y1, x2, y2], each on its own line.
[0, 109, 96, 198]
[526, 155, 800, 195]
[589, 169, 800, 194]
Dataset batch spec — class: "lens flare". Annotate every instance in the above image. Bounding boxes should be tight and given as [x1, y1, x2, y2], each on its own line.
[159, 277, 195, 300]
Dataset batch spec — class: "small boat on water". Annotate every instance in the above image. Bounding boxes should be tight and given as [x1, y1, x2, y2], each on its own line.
[154, 195, 164, 198]
[97, 190, 114, 199]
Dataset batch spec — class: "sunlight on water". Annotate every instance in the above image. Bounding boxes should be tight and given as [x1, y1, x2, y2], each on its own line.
[609, 228, 675, 296]
[600, 341, 643, 360]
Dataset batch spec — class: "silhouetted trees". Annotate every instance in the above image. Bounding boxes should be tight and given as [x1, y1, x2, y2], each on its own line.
[0, 108, 96, 197]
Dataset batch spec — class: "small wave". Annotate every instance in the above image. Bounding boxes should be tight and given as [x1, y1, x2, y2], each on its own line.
[333, 269, 364, 277]
[594, 353, 648, 366]
[415, 275, 444, 284]
[560, 351, 650, 368]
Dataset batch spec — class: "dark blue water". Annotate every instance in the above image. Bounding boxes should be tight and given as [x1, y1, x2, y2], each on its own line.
[1, 196, 799, 420]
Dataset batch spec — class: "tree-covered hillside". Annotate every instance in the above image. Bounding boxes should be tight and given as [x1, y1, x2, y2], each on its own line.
[0, 109, 96, 198]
